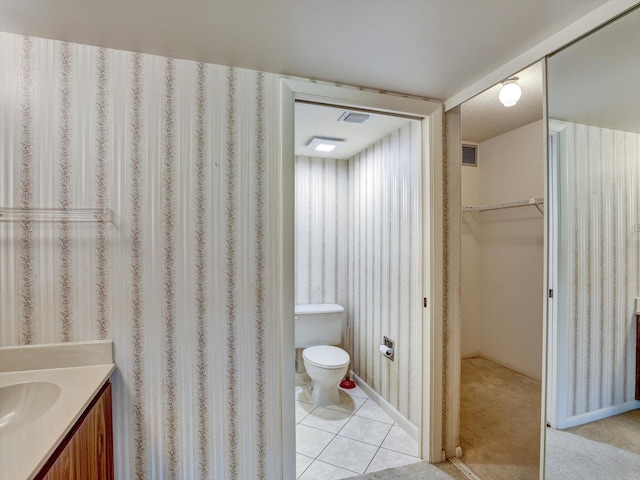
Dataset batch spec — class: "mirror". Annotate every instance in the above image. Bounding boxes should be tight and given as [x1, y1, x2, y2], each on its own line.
[459, 62, 544, 480]
[546, 5, 640, 479]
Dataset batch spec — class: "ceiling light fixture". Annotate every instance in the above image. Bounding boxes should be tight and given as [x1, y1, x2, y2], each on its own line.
[307, 137, 345, 153]
[498, 77, 522, 107]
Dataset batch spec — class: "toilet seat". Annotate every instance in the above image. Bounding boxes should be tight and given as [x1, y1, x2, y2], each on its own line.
[303, 345, 349, 369]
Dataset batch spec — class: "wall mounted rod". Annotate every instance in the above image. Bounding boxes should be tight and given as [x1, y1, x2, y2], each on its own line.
[462, 197, 544, 214]
[0, 207, 114, 223]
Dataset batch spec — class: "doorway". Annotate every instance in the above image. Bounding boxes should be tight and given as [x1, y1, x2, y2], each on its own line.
[280, 79, 443, 478]
[293, 101, 422, 478]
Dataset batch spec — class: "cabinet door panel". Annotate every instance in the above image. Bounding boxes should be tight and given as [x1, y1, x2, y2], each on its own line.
[39, 382, 113, 480]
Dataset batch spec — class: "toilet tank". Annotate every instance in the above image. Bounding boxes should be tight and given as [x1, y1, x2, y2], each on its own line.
[294, 304, 344, 348]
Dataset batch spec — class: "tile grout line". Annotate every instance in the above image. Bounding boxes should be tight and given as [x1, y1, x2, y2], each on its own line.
[362, 427, 392, 474]
[296, 386, 419, 478]
[296, 453, 314, 480]
[305, 412, 397, 475]
[314, 458, 361, 476]
[299, 399, 395, 438]
[297, 396, 373, 476]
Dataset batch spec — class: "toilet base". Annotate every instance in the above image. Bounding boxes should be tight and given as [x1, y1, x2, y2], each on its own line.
[304, 380, 341, 407]
[295, 372, 310, 386]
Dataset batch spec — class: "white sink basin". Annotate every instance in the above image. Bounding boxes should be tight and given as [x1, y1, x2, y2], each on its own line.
[0, 381, 61, 437]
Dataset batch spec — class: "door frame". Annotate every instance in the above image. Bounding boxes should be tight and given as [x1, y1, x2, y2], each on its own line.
[545, 119, 567, 430]
[279, 78, 443, 478]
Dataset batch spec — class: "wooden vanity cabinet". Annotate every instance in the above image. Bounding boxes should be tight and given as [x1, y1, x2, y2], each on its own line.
[36, 381, 114, 480]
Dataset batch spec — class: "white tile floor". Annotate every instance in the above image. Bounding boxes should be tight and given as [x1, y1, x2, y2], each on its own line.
[295, 382, 421, 479]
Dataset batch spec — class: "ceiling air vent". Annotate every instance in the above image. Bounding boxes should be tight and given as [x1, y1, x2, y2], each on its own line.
[338, 111, 370, 124]
[462, 144, 478, 167]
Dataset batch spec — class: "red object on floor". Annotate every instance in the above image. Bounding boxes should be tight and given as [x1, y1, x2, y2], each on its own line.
[340, 374, 356, 389]
[341, 326, 356, 389]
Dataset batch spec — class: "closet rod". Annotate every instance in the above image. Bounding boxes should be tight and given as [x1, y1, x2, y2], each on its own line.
[462, 197, 544, 214]
[0, 207, 114, 223]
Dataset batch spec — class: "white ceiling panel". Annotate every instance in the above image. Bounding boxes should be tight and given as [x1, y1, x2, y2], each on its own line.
[547, 5, 640, 134]
[0, 0, 610, 101]
[295, 102, 411, 160]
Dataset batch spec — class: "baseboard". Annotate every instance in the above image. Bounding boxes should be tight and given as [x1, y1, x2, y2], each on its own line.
[461, 351, 481, 359]
[468, 352, 542, 382]
[558, 399, 640, 429]
[351, 372, 420, 444]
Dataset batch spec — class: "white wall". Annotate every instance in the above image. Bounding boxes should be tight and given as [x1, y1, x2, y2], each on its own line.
[461, 151, 481, 356]
[461, 120, 544, 380]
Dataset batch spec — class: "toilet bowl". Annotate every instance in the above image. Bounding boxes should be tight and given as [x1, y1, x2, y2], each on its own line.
[302, 345, 350, 407]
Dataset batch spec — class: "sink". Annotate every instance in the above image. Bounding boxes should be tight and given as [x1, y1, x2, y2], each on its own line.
[0, 381, 61, 437]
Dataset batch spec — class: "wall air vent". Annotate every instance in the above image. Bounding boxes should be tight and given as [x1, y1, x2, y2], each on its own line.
[338, 111, 370, 124]
[462, 143, 478, 167]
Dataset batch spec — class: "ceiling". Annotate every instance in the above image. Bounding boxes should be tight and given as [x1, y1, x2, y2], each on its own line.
[297, 62, 543, 160]
[0, 0, 609, 103]
[548, 5, 640, 134]
[2, 0, 631, 149]
[462, 62, 544, 143]
[295, 103, 411, 160]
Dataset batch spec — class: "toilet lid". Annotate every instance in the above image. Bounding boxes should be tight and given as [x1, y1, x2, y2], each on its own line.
[303, 345, 350, 369]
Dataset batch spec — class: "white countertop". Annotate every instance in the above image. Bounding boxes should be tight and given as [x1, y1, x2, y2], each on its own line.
[0, 341, 115, 480]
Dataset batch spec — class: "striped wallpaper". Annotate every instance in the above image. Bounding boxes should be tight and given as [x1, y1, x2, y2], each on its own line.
[348, 123, 422, 425]
[442, 107, 462, 456]
[556, 122, 640, 421]
[294, 156, 349, 308]
[0, 33, 282, 479]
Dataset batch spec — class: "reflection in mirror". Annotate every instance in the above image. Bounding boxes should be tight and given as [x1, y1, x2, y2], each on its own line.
[459, 61, 544, 480]
[546, 5, 640, 479]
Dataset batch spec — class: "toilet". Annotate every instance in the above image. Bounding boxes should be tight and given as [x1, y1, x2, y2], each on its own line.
[295, 304, 350, 407]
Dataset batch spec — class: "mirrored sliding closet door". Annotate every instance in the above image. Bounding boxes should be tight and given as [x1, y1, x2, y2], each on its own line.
[545, 5, 640, 479]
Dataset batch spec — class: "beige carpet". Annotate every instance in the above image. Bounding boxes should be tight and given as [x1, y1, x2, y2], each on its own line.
[545, 427, 640, 479]
[545, 409, 640, 479]
[352, 359, 640, 480]
[564, 409, 640, 456]
[347, 356, 544, 480]
[350, 460, 467, 480]
[459, 357, 542, 480]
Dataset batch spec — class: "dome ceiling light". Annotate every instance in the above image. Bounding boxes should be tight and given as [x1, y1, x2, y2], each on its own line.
[499, 77, 522, 107]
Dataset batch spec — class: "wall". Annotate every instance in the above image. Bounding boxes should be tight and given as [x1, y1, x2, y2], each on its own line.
[460, 146, 481, 356]
[442, 107, 462, 456]
[349, 123, 422, 425]
[553, 121, 640, 425]
[294, 156, 349, 308]
[461, 120, 544, 380]
[0, 33, 283, 479]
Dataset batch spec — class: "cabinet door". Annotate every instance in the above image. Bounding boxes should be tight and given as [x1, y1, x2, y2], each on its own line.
[39, 382, 113, 480]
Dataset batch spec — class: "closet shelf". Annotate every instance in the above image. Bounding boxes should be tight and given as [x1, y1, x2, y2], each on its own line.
[0, 207, 114, 223]
[462, 197, 544, 215]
